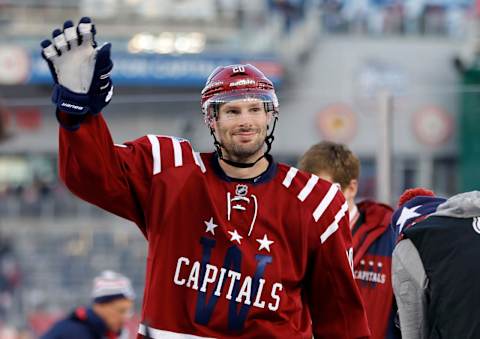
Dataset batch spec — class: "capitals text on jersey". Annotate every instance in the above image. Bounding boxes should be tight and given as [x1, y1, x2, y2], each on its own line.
[174, 256, 283, 311]
[173, 236, 283, 331]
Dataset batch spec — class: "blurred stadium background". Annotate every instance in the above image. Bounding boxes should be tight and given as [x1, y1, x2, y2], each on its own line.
[0, 0, 479, 337]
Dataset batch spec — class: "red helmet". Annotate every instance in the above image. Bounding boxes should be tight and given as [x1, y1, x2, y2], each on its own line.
[201, 64, 279, 124]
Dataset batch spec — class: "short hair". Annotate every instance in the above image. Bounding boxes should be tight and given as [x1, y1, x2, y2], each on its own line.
[298, 141, 360, 190]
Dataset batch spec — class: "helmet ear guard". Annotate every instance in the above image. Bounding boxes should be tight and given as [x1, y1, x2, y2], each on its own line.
[203, 102, 220, 127]
[264, 101, 278, 117]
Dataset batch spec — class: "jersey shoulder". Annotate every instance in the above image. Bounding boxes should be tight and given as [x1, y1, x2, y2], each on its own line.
[119, 134, 207, 176]
[275, 162, 347, 224]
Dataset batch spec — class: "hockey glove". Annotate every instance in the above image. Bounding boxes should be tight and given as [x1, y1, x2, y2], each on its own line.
[41, 17, 113, 130]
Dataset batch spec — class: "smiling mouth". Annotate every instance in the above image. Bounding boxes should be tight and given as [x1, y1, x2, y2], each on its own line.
[233, 128, 258, 136]
[234, 132, 256, 136]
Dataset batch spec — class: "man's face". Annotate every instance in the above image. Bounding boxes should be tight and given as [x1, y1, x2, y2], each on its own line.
[213, 98, 271, 162]
[96, 298, 133, 333]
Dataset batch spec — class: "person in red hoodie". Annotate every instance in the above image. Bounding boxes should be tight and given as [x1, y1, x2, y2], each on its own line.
[299, 141, 400, 339]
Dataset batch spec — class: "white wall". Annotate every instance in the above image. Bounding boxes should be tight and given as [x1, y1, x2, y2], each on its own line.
[274, 36, 462, 157]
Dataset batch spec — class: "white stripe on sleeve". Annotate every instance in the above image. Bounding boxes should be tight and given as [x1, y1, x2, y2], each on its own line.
[171, 138, 183, 167]
[147, 134, 161, 175]
[282, 167, 298, 188]
[320, 201, 348, 244]
[192, 150, 206, 173]
[313, 184, 339, 222]
[297, 174, 319, 201]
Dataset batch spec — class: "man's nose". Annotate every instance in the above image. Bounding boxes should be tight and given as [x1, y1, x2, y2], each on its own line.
[237, 109, 254, 123]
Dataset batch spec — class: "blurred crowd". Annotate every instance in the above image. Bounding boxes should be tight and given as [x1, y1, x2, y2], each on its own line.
[0, 234, 24, 338]
[0, 0, 473, 38]
[319, 0, 471, 36]
[0, 179, 107, 218]
[0, 226, 146, 338]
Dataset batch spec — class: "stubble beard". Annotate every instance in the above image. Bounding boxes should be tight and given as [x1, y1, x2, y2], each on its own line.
[221, 128, 266, 163]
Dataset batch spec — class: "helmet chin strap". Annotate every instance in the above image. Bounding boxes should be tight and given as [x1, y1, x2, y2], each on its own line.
[210, 116, 278, 169]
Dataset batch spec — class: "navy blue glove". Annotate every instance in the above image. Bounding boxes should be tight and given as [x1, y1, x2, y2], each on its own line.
[41, 17, 113, 130]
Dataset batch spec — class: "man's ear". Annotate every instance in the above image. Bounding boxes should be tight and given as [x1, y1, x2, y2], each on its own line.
[210, 118, 217, 131]
[266, 111, 274, 130]
[267, 110, 274, 123]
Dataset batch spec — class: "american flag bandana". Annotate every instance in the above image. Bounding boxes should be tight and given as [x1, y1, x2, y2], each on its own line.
[392, 196, 447, 239]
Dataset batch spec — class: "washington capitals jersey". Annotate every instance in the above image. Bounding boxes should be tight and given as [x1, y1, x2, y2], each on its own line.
[58, 113, 370, 339]
[351, 201, 398, 339]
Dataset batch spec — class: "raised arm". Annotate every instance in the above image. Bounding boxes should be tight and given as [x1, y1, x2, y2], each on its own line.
[41, 18, 152, 234]
[59, 113, 153, 234]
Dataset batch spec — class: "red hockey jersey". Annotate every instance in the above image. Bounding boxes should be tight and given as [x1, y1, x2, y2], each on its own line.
[58, 113, 370, 339]
[352, 201, 397, 339]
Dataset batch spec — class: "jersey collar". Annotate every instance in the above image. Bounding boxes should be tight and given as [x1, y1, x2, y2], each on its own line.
[211, 152, 277, 185]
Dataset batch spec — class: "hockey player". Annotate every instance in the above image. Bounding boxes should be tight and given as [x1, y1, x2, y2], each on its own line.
[40, 18, 370, 338]
[299, 141, 399, 339]
[392, 188, 480, 339]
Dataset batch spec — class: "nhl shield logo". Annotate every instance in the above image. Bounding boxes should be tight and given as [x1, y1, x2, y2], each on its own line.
[235, 184, 248, 197]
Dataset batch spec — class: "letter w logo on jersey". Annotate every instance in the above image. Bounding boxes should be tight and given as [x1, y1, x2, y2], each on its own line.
[172, 237, 282, 331]
[195, 237, 273, 331]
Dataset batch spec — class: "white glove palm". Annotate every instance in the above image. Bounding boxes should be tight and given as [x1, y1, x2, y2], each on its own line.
[41, 18, 114, 117]
[42, 20, 102, 94]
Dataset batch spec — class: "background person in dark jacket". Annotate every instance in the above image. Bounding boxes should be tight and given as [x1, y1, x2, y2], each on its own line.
[40, 270, 135, 339]
[392, 189, 480, 339]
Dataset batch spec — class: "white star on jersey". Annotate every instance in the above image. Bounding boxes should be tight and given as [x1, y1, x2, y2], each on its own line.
[396, 205, 422, 233]
[228, 229, 243, 244]
[256, 234, 274, 252]
[204, 217, 218, 235]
